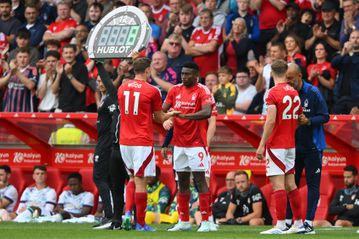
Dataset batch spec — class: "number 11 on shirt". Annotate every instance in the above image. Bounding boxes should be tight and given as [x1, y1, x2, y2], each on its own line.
[123, 90, 140, 115]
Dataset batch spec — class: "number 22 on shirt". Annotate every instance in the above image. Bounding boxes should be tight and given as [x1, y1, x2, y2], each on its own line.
[123, 90, 140, 115]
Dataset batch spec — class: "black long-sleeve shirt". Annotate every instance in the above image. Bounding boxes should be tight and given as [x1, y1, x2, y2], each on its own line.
[329, 186, 359, 222]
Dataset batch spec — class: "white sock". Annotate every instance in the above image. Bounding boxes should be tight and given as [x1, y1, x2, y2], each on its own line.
[276, 220, 286, 230]
[293, 219, 303, 227]
[286, 219, 292, 226]
[304, 220, 313, 227]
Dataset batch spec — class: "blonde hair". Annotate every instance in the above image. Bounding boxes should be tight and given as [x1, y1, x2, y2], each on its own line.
[226, 17, 247, 41]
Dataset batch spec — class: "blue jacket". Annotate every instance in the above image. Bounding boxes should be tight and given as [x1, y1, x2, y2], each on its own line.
[21, 22, 46, 47]
[296, 81, 329, 152]
[332, 52, 359, 103]
[225, 13, 260, 42]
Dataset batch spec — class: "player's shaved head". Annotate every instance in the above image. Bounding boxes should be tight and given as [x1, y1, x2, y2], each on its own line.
[286, 63, 302, 91]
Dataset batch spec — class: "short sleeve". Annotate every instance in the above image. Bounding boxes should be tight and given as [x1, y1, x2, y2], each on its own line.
[213, 27, 223, 45]
[47, 23, 55, 32]
[58, 191, 66, 205]
[76, 64, 89, 85]
[251, 187, 263, 203]
[83, 192, 94, 207]
[265, 89, 276, 106]
[4, 186, 18, 204]
[164, 87, 175, 107]
[200, 86, 213, 106]
[152, 87, 163, 111]
[46, 188, 57, 205]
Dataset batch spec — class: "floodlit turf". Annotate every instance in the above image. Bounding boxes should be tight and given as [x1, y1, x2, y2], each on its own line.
[0, 222, 358, 239]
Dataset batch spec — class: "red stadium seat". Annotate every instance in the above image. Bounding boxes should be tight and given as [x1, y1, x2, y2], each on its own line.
[9, 167, 26, 196]
[159, 168, 177, 202]
[299, 172, 335, 220]
[78, 168, 98, 214]
[46, 167, 65, 196]
[260, 183, 276, 224]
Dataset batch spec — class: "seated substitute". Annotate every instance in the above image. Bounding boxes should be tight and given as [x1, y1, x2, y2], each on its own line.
[35, 172, 94, 222]
[316, 165, 359, 227]
[0, 165, 18, 221]
[218, 171, 272, 225]
[145, 166, 171, 224]
[14, 165, 57, 222]
[212, 171, 236, 221]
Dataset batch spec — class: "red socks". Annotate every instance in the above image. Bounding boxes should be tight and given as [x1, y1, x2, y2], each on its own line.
[199, 192, 210, 221]
[135, 192, 147, 226]
[288, 189, 302, 220]
[177, 193, 190, 222]
[125, 180, 135, 213]
[208, 193, 213, 218]
[273, 190, 287, 220]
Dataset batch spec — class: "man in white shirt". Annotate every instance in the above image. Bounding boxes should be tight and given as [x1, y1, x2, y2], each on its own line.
[0, 165, 18, 221]
[36, 172, 94, 222]
[234, 67, 257, 114]
[14, 165, 57, 222]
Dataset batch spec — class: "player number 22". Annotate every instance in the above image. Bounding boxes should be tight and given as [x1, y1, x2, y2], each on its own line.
[282, 95, 300, 120]
[124, 91, 140, 115]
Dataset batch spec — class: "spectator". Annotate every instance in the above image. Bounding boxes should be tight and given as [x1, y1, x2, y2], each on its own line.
[340, 0, 359, 46]
[36, 51, 60, 112]
[22, 4, 46, 48]
[246, 59, 259, 85]
[14, 165, 57, 222]
[33, 0, 57, 26]
[225, 0, 260, 42]
[149, 51, 178, 101]
[0, 165, 18, 221]
[213, 66, 238, 115]
[249, 0, 287, 55]
[193, 0, 226, 27]
[145, 166, 171, 224]
[70, 24, 89, 63]
[158, 0, 183, 44]
[49, 123, 89, 145]
[12, 0, 25, 23]
[234, 67, 257, 114]
[285, 34, 307, 68]
[52, 44, 88, 112]
[0, 48, 37, 112]
[307, 42, 336, 110]
[316, 165, 359, 227]
[139, 3, 160, 59]
[43, 1, 77, 49]
[151, 0, 171, 26]
[305, 0, 341, 61]
[7, 28, 39, 66]
[0, 0, 21, 43]
[164, 4, 195, 50]
[212, 171, 236, 221]
[332, 30, 359, 114]
[84, 2, 103, 31]
[205, 72, 219, 95]
[186, 9, 223, 80]
[220, 17, 256, 75]
[73, 0, 88, 23]
[35, 172, 94, 222]
[273, 2, 310, 43]
[165, 33, 192, 80]
[218, 171, 272, 226]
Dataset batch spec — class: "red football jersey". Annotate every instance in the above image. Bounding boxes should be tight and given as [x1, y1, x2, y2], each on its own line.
[265, 83, 302, 149]
[47, 18, 77, 48]
[191, 26, 223, 78]
[152, 4, 170, 24]
[165, 83, 213, 147]
[307, 62, 336, 87]
[118, 79, 163, 146]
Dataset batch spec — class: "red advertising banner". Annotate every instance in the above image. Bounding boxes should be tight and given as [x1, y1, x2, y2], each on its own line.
[0, 148, 349, 174]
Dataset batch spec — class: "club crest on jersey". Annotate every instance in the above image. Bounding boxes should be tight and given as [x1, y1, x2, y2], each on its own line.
[176, 94, 181, 99]
[191, 93, 197, 101]
[303, 99, 311, 112]
[175, 101, 182, 108]
[108, 104, 117, 112]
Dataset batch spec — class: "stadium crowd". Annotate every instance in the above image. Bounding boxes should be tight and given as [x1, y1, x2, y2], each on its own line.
[0, 0, 357, 114]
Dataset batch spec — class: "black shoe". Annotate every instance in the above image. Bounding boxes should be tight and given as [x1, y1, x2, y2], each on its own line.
[93, 217, 112, 229]
[302, 222, 315, 234]
[283, 223, 292, 231]
[109, 221, 122, 230]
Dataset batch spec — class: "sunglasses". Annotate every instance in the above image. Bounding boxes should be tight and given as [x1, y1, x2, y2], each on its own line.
[169, 42, 181, 47]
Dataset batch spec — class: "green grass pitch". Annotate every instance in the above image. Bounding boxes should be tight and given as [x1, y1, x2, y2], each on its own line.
[1, 223, 358, 239]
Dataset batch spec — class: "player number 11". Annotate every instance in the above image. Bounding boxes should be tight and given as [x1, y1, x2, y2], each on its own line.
[124, 91, 140, 115]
